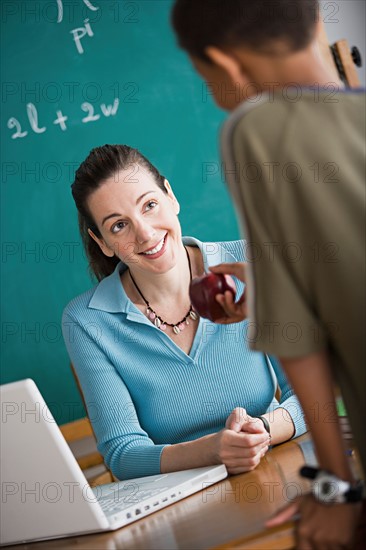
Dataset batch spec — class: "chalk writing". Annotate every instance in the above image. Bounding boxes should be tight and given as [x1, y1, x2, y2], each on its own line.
[56, 0, 99, 54]
[56, 0, 99, 23]
[70, 18, 95, 54]
[7, 99, 119, 140]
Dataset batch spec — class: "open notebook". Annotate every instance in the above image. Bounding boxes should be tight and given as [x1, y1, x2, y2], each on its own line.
[0, 379, 227, 546]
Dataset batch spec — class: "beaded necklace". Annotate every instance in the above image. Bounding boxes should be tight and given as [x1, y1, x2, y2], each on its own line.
[129, 246, 198, 334]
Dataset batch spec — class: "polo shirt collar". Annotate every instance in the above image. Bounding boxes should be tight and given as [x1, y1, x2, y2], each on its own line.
[88, 236, 237, 313]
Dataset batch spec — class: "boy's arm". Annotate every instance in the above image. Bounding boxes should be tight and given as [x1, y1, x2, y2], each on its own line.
[267, 351, 362, 549]
[279, 350, 353, 481]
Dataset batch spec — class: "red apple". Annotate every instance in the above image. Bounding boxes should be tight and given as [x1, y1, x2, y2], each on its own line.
[189, 273, 236, 322]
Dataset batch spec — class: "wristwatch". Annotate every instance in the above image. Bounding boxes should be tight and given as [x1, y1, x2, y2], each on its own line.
[300, 465, 364, 504]
[255, 416, 271, 443]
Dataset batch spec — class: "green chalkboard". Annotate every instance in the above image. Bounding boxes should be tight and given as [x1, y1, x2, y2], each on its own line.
[1, 0, 239, 423]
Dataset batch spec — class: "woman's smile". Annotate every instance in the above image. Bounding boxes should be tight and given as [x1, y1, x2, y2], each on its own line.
[139, 233, 167, 258]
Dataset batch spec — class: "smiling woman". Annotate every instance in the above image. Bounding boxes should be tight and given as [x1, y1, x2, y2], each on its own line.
[62, 144, 306, 480]
[71, 146, 171, 281]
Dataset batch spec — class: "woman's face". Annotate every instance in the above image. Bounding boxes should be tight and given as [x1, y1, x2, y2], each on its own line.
[87, 165, 182, 275]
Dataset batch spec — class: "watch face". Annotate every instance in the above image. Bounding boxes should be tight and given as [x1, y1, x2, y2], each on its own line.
[313, 473, 348, 503]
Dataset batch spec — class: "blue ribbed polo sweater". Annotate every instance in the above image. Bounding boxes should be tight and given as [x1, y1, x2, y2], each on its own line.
[62, 238, 306, 480]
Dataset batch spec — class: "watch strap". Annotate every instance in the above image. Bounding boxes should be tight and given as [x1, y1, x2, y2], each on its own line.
[345, 481, 364, 503]
[256, 416, 271, 437]
[300, 465, 319, 480]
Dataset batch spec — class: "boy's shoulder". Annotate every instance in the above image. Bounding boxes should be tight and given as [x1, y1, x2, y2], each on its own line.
[222, 89, 365, 165]
[224, 88, 365, 138]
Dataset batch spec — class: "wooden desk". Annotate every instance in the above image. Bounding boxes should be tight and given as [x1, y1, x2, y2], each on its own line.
[11, 435, 312, 550]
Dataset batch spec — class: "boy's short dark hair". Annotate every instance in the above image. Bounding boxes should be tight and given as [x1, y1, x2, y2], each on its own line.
[172, 0, 319, 61]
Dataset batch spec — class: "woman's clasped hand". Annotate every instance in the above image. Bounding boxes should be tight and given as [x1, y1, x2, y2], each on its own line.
[213, 407, 270, 474]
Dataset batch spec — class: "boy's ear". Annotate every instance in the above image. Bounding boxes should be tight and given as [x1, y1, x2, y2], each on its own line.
[205, 46, 245, 83]
[88, 228, 115, 258]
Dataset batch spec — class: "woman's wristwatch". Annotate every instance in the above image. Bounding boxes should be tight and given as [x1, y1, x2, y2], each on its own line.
[300, 465, 364, 504]
[255, 415, 271, 444]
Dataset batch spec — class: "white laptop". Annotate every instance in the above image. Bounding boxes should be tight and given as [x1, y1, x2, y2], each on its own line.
[0, 379, 227, 546]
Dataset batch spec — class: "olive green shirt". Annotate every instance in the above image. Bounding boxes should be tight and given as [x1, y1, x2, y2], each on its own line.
[221, 90, 365, 473]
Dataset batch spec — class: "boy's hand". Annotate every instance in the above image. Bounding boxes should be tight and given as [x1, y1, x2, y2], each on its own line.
[209, 262, 248, 323]
[266, 494, 362, 549]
